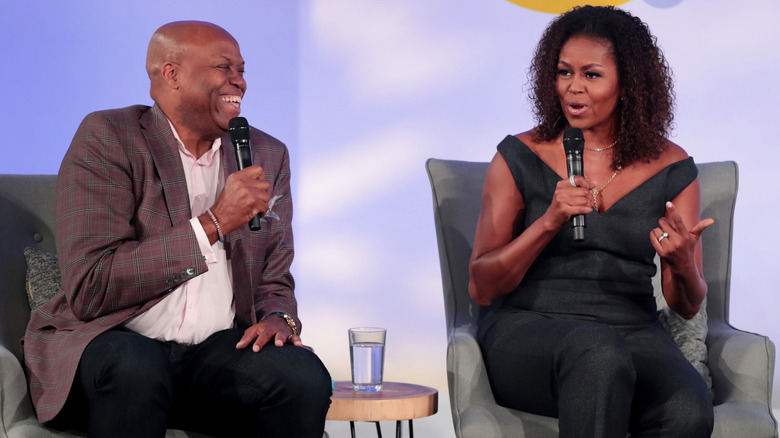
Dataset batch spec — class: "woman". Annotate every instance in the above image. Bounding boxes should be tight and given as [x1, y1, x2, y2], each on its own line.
[470, 6, 714, 437]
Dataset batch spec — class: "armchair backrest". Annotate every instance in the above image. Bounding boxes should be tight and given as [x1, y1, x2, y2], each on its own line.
[0, 174, 58, 361]
[425, 159, 738, 338]
[426, 159, 491, 337]
[696, 161, 738, 323]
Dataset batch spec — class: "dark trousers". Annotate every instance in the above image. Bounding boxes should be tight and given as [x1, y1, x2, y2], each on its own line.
[479, 309, 713, 438]
[51, 327, 332, 438]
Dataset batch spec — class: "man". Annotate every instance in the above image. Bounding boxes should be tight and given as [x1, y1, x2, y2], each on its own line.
[22, 21, 331, 437]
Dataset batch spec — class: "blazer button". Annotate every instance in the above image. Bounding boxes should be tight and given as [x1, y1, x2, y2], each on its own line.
[186, 268, 195, 276]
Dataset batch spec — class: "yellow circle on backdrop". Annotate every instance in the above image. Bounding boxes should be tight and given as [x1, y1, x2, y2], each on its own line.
[506, 0, 632, 14]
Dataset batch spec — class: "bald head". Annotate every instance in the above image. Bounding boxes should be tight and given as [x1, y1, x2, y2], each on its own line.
[143, 20, 247, 152]
[146, 21, 238, 98]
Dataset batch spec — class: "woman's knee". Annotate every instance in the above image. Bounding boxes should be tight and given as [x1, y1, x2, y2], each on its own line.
[558, 324, 635, 385]
[663, 387, 714, 436]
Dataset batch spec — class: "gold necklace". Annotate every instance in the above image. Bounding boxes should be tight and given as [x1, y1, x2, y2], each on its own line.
[585, 140, 617, 152]
[584, 166, 622, 210]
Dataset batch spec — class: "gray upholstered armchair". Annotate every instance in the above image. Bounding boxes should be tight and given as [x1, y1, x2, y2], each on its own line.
[426, 159, 777, 437]
[0, 174, 212, 437]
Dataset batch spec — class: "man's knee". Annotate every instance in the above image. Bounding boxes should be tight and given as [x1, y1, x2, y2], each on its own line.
[254, 345, 332, 407]
[80, 329, 173, 398]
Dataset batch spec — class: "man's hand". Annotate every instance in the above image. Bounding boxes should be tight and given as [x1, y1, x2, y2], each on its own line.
[198, 165, 271, 244]
[213, 165, 271, 234]
[235, 317, 303, 352]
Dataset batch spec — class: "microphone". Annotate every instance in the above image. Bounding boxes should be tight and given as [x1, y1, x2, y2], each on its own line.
[228, 117, 263, 231]
[563, 127, 585, 241]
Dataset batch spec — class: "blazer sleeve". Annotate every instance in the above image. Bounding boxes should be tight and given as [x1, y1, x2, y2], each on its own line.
[55, 108, 208, 321]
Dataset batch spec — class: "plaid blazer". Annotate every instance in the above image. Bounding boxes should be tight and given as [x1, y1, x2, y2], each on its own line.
[22, 104, 299, 423]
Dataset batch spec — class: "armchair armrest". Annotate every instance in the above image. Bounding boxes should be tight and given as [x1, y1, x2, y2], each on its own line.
[0, 343, 53, 437]
[707, 320, 775, 408]
[447, 326, 495, 409]
[707, 320, 778, 437]
[447, 326, 559, 438]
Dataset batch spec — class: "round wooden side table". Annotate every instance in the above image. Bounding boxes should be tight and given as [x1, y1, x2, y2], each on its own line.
[326, 381, 438, 438]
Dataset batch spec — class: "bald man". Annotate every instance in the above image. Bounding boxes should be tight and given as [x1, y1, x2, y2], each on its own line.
[23, 21, 331, 437]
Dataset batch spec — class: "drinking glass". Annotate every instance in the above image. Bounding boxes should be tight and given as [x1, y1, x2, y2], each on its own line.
[348, 327, 386, 391]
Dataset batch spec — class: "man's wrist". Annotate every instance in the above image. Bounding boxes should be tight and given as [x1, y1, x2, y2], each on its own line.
[263, 312, 298, 336]
[206, 208, 224, 242]
[197, 213, 220, 245]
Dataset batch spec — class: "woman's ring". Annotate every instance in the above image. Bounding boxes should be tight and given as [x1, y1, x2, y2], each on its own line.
[569, 175, 577, 187]
[658, 232, 669, 243]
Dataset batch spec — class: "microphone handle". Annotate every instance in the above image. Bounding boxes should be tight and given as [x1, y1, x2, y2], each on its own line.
[235, 144, 263, 231]
[572, 213, 585, 241]
[566, 151, 586, 241]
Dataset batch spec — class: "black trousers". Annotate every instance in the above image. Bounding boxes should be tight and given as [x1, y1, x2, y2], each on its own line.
[479, 309, 713, 438]
[51, 327, 332, 438]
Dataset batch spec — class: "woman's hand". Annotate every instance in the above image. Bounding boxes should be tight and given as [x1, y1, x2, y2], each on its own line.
[543, 175, 594, 231]
[469, 153, 593, 306]
[651, 201, 714, 272]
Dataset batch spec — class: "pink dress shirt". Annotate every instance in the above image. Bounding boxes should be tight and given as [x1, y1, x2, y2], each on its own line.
[124, 122, 235, 345]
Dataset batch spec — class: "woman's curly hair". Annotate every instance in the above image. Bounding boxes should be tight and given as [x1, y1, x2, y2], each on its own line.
[529, 6, 675, 169]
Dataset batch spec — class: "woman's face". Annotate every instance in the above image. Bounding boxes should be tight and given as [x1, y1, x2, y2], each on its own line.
[556, 35, 621, 135]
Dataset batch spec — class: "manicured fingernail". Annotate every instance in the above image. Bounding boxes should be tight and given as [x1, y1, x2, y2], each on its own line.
[666, 201, 673, 208]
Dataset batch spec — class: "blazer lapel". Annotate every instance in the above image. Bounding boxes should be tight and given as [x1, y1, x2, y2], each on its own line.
[221, 134, 258, 326]
[140, 104, 192, 226]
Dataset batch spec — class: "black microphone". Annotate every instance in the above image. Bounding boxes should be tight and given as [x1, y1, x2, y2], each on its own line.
[563, 127, 585, 241]
[228, 117, 263, 231]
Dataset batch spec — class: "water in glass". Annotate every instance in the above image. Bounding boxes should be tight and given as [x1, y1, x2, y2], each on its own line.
[350, 341, 384, 391]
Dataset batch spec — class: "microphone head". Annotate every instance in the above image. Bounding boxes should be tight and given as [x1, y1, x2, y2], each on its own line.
[228, 117, 250, 143]
[563, 127, 584, 154]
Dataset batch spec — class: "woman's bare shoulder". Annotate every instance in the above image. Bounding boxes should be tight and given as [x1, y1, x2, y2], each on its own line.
[514, 130, 536, 145]
[633, 139, 690, 173]
[662, 139, 691, 162]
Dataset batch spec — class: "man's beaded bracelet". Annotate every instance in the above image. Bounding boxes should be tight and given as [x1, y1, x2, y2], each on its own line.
[206, 208, 224, 242]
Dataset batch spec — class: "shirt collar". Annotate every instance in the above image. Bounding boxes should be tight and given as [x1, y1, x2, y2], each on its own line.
[166, 118, 223, 165]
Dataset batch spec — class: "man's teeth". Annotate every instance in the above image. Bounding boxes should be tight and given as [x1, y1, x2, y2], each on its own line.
[222, 96, 242, 104]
